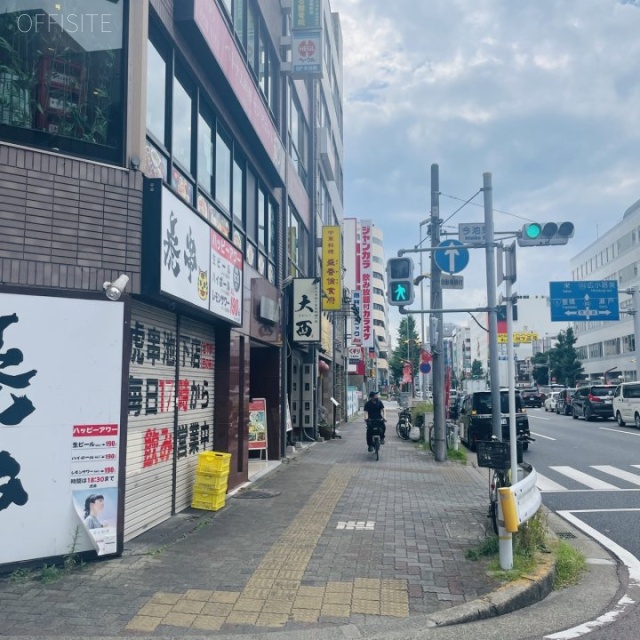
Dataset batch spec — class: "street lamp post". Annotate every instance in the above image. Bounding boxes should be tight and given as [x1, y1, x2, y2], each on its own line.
[419, 218, 429, 394]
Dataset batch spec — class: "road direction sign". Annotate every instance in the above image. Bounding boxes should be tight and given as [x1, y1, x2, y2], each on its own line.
[434, 239, 470, 274]
[549, 281, 620, 321]
[458, 223, 486, 243]
[441, 275, 464, 289]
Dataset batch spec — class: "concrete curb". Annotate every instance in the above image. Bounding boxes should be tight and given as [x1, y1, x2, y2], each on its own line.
[425, 550, 555, 627]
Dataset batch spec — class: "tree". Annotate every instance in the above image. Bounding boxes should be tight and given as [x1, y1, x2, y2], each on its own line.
[471, 359, 484, 378]
[389, 315, 420, 388]
[530, 328, 583, 387]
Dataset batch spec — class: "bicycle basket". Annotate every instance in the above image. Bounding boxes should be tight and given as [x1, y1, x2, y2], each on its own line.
[476, 440, 522, 468]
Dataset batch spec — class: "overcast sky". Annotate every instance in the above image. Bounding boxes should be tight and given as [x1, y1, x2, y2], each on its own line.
[329, 0, 640, 339]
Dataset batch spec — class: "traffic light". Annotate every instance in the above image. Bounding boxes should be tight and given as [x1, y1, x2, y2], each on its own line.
[517, 222, 575, 247]
[387, 257, 414, 306]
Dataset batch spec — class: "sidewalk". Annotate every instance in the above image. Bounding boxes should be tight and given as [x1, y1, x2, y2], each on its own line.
[0, 405, 622, 638]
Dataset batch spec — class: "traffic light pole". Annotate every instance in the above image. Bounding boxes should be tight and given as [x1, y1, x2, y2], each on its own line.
[430, 164, 447, 462]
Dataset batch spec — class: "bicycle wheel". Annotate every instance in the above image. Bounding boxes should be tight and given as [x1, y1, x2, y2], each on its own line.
[428, 426, 435, 452]
[489, 469, 501, 535]
[373, 435, 380, 460]
[396, 421, 403, 439]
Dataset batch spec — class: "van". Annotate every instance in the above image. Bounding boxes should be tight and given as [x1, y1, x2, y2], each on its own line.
[458, 390, 530, 452]
[613, 382, 640, 428]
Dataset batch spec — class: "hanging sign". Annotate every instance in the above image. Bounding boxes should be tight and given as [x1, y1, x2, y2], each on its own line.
[292, 278, 321, 342]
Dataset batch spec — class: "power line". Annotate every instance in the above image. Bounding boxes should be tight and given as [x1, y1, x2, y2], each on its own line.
[440, 192, 535, 223]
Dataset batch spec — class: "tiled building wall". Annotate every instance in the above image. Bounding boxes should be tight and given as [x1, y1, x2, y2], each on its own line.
[0, 144, 143, 292]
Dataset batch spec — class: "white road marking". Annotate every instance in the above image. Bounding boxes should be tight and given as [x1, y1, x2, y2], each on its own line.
[591, 465, 640, 486]
[530, 431, 556, 441]
[545, 509, 640, 639]
[600, 426, 640, 437]
[535, 473, 567, 492]
[549, 466, 618, 490]
[336, 520, 374, 530]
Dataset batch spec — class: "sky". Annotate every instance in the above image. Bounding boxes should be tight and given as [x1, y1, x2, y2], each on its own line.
[329, 0, 640, 340]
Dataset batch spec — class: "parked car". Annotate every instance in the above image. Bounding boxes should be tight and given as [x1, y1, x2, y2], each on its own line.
[555, 388, 577, 416]
[571, 384, 616, 421]
[520, 387, 545, 408]
[458, 390, 530, 452]
[613, 381, 640, 427]
[544, 392, 560, 412]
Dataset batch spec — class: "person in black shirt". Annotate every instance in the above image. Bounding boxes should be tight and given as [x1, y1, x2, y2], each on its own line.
[364, 390, 386, 451]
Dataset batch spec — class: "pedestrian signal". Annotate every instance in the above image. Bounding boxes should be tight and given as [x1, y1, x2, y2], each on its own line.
[387, 257, 415, 306]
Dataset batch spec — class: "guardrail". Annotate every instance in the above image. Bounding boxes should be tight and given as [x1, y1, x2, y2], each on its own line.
[498, 465, 542, 533]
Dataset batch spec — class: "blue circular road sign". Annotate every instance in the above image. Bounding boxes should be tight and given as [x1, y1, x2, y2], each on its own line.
[434, 239, 470, 274]
[419, 362, 431, 374]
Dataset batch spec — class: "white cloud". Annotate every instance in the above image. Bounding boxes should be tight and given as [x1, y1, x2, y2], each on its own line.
[330, 0, 640, 331]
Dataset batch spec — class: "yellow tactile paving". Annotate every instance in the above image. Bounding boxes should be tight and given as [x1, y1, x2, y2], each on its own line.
[126, 465, 410, 632]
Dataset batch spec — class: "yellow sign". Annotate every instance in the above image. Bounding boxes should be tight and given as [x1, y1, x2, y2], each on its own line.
[322, 226, 342, 310]
[497, 332, 539, 344]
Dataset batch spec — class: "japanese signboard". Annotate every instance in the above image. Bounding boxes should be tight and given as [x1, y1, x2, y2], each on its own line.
[351, 290, 362, 345]
[249, 399, 267, 451]
[0, 294, 124, 565]
[292, 30, 323, 77]
[154, 182, 243, 326]
[497, 332, 539, 344]
[292, 279, 321, 343]
[359, 221, 374, 348]
[321, 226, 342, 310]
[293, 0, 322, 29]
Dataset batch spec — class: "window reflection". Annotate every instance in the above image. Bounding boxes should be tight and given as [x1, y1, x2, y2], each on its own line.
[172, 75, 192, 172]
[215, 129, 231, 212]
[0, 1, 125, 163]
[146, 41, 166, 144]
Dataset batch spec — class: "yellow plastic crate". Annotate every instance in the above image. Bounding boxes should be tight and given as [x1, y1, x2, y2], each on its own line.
[194, 471, 229, 493]
[197, 451, 231, 474]
[191, 487, 226, 511]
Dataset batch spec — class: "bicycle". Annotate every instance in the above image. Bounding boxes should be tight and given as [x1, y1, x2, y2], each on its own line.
[367, 418, 385, 461]
[396, 409, 412, 440]
[477, 432, 535, 534]
[428, 421, 456, 452]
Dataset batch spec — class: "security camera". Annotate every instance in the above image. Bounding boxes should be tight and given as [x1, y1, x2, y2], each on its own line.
[130, 155, 141, 170]
[103, 274, 130, 301]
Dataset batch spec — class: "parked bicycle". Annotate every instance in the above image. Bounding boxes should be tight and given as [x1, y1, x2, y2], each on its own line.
[476, 431, 535, 534]
[396, 409, 413, 440]
[428, 421, 456, 452]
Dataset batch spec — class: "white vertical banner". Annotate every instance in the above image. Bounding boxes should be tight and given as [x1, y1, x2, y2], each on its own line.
[351, 290, 362, 345]
[359, 221, 374, 348]
[292, 279, 321, 342]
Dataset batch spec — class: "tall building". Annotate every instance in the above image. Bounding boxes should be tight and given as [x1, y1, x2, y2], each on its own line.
[0, 0, 343, 568]
[571, 198, 640, 383]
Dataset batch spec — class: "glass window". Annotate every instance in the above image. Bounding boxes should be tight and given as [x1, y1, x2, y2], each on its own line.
[269, 200, 277, 259]
[245, 167, 256, 241]
[258, 186, 266, 249]
[258, 31, 267, 96]
[215, 128, 231, 211]
[197, 111, 214, 194]
[233, 0, 245, 49]
[146, 41, 166, 144]
[172, 75, 192, 171]
[0, 1, 126, 164]
[247, 4, 257, 74]
[232, 157, 244, 222]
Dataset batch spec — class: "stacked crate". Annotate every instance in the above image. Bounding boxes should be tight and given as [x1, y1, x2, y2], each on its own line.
[191, 451, 231, 511]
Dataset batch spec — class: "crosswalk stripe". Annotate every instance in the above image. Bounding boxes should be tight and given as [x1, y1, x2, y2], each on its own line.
[591, 465, 640, 486]
[549, 466, 618, 490]
[535, 473, 567, 492]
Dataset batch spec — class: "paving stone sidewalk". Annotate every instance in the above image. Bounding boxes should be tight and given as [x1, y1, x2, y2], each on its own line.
[0, 406, 503, 636]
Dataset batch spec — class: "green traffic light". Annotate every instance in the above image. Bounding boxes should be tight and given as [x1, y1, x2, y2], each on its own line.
[391, 281, 411, 302]
[525, 223, 542, 239]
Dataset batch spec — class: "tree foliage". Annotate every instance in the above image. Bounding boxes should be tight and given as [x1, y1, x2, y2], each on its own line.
[531, 328, 583, 386]
[471, 359, 484, 378]
[389, 315, 421, 387]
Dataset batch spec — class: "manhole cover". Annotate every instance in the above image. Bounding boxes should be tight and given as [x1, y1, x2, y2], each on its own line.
[556, 532, 577, 539]
[234, 489, 281, 499]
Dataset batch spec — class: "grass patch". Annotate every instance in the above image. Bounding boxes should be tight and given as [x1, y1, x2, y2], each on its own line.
[466, 511, 585, 590]
[447, 447, 467, 462]
[9, 568, 32, 583]
[553, 540, 587, 589]
[39, 564, 62, 583]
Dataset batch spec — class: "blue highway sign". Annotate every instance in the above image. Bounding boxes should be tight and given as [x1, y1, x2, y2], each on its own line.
[434, 240, 469, 274]
[549, 281, 619, 321]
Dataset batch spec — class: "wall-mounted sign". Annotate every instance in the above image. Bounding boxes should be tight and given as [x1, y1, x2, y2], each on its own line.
[0, 294, 124, 565]
[145, 181, 243, 326]
[497, 332, 539, 344]
[351, 290, 362, 345]
[359, 221, 374, 348]
[293, 0, 322, 29]
[292, 30, 323, 77]
[322, 225, 342, 310]
[292, 279, 321, 343]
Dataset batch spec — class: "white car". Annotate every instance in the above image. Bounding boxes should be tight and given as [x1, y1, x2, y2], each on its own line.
[544, 392, 560, 412]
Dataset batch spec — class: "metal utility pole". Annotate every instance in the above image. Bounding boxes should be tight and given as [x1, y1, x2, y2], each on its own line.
[430, 164, 446, 461]
[483, 173, 501, 439]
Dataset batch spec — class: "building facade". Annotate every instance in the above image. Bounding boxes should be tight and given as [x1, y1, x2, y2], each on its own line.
[571, 199, 640, 383]
[0, 0, 343, 566]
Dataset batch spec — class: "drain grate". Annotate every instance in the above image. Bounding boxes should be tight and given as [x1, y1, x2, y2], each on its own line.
[556, 532, 577, 539]
[233, 489, 281, 499]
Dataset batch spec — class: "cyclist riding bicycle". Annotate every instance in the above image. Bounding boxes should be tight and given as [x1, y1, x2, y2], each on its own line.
[364, 390, 386, 452]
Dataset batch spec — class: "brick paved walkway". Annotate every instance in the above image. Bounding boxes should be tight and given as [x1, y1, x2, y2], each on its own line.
[0, 406, 502, 636]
